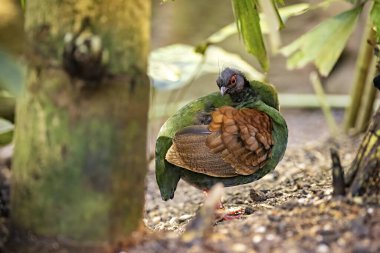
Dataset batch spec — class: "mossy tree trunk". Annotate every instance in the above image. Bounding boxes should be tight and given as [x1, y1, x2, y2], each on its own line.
[345, 106, 380, 202]
[11, 0, 151, 250]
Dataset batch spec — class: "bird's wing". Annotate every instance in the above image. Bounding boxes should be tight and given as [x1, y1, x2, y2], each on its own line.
[165, 106, 273, 177]
[165, 125, 237, 177]
[207, 106, 273, 175]
[156, 92, 232, 200]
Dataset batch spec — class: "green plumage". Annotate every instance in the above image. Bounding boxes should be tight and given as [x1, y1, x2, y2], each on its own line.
[155, 78, 288, 201]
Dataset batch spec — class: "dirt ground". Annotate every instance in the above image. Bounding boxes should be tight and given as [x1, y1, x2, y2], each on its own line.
[127, 108, 380, 253]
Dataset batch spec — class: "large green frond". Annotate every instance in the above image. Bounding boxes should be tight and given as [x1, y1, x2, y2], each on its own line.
[281, 5, 362, 76]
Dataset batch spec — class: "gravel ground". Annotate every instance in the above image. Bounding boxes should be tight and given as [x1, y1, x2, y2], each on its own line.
[135, 135, 380, 253]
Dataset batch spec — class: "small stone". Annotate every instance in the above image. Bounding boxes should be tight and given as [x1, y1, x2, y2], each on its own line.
[250, 189, 267, 202]
[178, 214, 193, 222]
[169, 217, 178, 225]
[266, 234, 276, 241]
[232, 243, 247, 252]
[252, 235, 263, 244]
[152, 216, 161, 223]
[268, 214, 281, 222]
[244, 206, 254, 215]
[255, 226, 266, 233]
[297, 198, 307, 204]
[219, 228, 229, 234]
[316, 244, 329, 253]
[155, 222, 165, 230]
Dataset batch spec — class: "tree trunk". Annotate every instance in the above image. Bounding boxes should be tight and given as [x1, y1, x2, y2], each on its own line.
[345, 106, 380, 202]
[11, 0, 150, 250]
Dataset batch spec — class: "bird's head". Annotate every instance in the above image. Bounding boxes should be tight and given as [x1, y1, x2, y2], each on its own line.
[216, 68, 249, 96]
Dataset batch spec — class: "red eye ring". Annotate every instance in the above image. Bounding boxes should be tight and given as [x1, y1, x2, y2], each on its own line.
[230, 75, 237, 85]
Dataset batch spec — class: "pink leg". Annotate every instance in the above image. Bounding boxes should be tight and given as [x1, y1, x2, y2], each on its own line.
[203, 190, 245, 221]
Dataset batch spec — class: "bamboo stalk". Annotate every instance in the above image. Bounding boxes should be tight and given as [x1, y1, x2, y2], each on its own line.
[343, 18, 376, 132]
[354, 55, 378, 133]
[310, 72, 338, 136]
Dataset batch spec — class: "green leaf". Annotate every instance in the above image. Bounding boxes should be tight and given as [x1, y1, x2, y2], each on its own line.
[149, 44, 264, 90]
[202, 3, 310, 49]
[281, 6, 362, 76]
[231, 0, 268, 71]
[278, 3, 310, 23]
[371, 0, 380, 40]
[0, 118, 13, 146]
[0, 50, 26, 97]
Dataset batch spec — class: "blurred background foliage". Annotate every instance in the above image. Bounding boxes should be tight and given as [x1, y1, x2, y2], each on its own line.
[150, 0, 379, 138]
[1, 0, 380, 147]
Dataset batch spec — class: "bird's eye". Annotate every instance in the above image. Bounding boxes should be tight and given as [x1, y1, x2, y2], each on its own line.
[230, 75, 237, 85]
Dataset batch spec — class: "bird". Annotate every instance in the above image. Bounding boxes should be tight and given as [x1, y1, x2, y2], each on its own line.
[155, 67, 288, 215]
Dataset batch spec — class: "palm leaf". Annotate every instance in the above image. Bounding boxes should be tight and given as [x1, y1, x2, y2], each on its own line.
[281, 5, 363, 76]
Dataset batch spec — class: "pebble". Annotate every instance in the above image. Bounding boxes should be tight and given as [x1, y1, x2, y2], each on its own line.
[266, 234, 277, 241]
[232, 243, 247, 252]
[268, 214, 282, 222]
[297, 198, 307, 204]
[244, 206, 254, 215]
[250, 189, 267, 202]
[252, 235, 263, 244]
[316, 244, 329, 253]
[154, 222, 165, 230]
[219, 228, 229, 234]
[178, 214, 193, 222]
[254, 226, 266, 233]
[152, 216, 161, 223]
[169, 217, 178, 225]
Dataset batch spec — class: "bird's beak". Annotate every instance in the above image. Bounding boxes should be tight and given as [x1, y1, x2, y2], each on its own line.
[220, 86, 228, 96]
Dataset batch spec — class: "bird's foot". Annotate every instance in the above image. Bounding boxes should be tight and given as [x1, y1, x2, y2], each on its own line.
[216, 206, 245, 221]
[202, 190, 244, 221]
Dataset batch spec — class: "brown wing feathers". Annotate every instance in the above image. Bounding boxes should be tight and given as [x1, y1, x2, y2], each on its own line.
[165, 126, 237, 177]
[165, 106, 273, 177]
[207, 106, 273, 175]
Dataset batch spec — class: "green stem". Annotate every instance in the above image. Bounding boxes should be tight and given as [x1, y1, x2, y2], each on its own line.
[354, 56, 378, 133]
[343, 18, 375, 132]
[310, 72, 338, 136]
